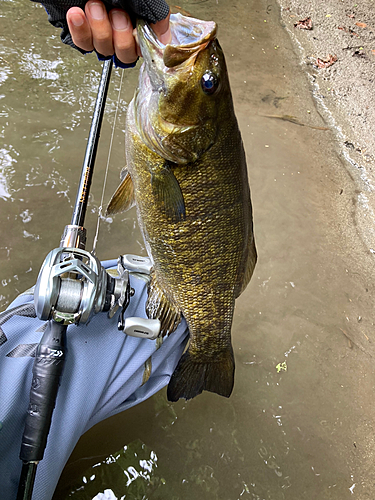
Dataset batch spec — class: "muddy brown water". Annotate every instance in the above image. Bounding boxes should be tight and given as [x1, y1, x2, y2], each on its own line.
[1, 0, 375, 498]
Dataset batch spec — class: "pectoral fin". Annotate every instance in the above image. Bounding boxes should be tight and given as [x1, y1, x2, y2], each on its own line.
[120, 167, 128, 181]
[106, 170, 135, 215]
[151, 164, 186, 222]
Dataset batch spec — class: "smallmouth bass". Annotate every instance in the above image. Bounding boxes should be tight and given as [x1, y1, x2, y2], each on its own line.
[107, 13, 257, 401]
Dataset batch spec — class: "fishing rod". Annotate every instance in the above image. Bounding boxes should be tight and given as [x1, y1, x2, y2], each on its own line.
[16, 59, 160, 500]
[16, 58, 114, 500]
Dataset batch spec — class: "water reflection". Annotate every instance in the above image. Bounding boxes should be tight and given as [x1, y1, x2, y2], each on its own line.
[0, 0, 140, 309]
[68, 440, 160, 499]
[20, 47, 63, 80]
[0, 67, 11, 86]
[0, 148, 14, 199]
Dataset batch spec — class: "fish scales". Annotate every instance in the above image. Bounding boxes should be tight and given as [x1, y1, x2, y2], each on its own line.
[107, 13, 257, 401]
[127, 107, 249, 341]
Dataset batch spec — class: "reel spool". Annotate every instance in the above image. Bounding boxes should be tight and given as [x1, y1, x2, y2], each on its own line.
[34, 247, 111, 326]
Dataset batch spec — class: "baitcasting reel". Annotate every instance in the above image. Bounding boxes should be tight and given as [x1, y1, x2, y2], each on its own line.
[33, 224, 160, 339]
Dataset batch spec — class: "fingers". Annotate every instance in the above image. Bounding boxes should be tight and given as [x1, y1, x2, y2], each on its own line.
[151, 12, 172, 45]
[66, 1, 171, 64]
[67, 7, 93, 52]
[109, 10, 138, 64]
[84, 1, 114, 57]
[67, 0, 137, 64]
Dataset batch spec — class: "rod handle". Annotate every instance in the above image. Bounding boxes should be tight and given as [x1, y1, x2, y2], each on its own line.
[19, 320, 67, 462]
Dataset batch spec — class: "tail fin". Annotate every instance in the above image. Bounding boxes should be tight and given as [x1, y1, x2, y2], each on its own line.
[167, 348, 235, 402]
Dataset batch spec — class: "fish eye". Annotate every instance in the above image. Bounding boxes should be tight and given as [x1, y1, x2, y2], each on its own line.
[201, 71, 219, 95]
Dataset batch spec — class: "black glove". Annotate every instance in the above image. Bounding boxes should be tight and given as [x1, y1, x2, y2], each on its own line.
[31, 0, 169, 63]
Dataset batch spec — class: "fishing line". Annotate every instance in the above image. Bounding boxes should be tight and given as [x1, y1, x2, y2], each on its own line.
[92, 68, 125, 254]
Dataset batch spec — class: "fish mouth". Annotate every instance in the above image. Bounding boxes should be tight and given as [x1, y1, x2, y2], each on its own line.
[137, 13, 217, 70]
[134, 14, 218, 163]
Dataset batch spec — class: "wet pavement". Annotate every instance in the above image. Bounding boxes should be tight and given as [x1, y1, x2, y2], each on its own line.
[1, 0, 375, 498]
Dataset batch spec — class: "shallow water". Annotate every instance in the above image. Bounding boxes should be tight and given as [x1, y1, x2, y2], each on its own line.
[2, 0, 375, 499]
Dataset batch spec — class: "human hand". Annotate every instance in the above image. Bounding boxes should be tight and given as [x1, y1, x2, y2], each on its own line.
[66, 0, 171, 65]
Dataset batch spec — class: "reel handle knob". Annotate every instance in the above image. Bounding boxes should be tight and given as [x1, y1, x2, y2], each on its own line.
[120, 254, 152, 275]
[124, 317, 161, 340]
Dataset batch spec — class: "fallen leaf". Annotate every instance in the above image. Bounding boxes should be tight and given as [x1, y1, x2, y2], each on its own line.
[316, 54, 338, 68]
[355, 21, 367, 28]
[372, 49, 375, 55]
[276, 361, 287, 373]
[338, 26, 359, 36]
[294, 17, 313, 30]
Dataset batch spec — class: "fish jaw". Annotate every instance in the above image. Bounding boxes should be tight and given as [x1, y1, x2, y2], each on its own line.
[134, 14, 225, 164]
[137, 14, 217, 74]
[133, 66, 200, 164]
